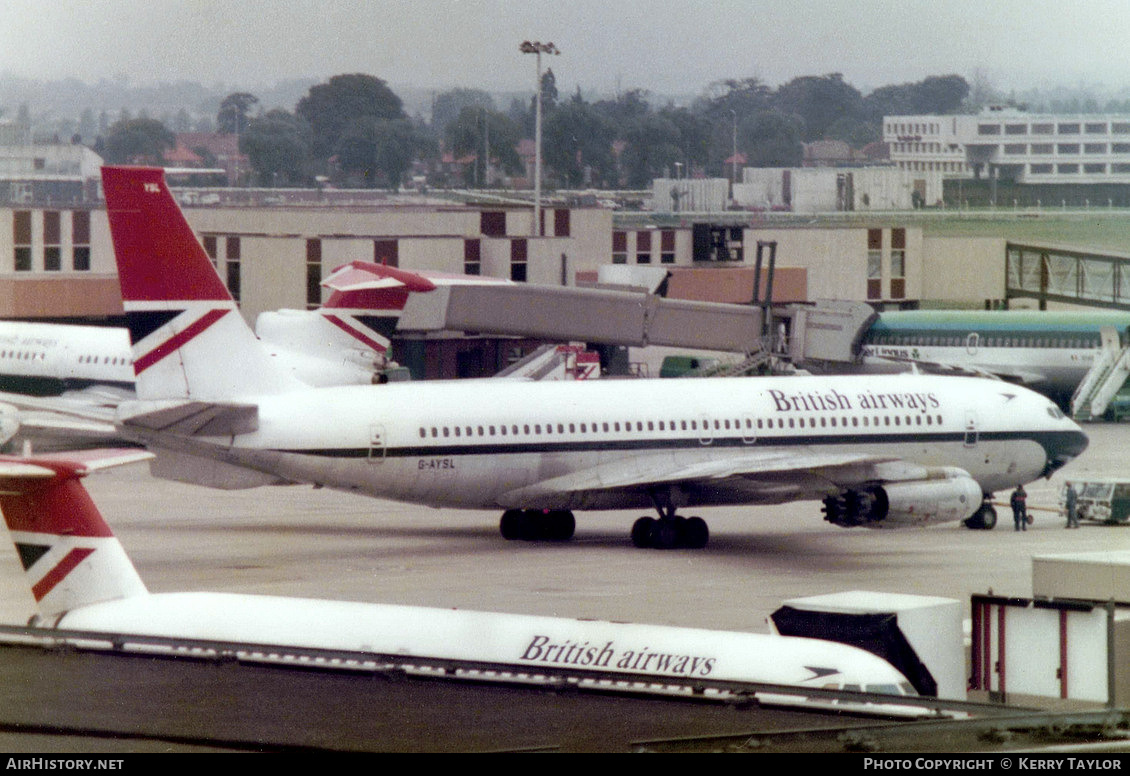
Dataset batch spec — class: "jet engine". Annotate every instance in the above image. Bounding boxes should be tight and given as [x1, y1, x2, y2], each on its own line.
[823, 469, 983, 528]
[255, 310, 389, 387]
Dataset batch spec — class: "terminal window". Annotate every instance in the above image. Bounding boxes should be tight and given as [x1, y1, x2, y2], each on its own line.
[464, 239, 481, 276]
[612, 231, 627, 264]
[661, 230, 675, 264]
[306, 239, 321, 309]
[43, 211, 60, 271]
[72, 210, 90, 271]
[226, 237, 241, 302]
[202, 235, 218, 267]
[12, 211, 30, 272]
[374, 239, 398, 267]
[510, 238, 527, 282]
[636, 230, 651, 264]
[867, 228, 882, 300]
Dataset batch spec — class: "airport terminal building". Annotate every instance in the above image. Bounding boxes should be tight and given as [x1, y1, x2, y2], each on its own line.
[0, 190, 1011, 324]
[885, 106, 1130, 206]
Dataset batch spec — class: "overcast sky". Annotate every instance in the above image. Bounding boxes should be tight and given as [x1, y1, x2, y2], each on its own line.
[3, 0, 1130, 97]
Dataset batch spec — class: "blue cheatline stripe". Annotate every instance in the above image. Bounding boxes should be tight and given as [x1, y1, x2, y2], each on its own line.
[276, 429, 1081, 460]
[0, 375, 134, 397]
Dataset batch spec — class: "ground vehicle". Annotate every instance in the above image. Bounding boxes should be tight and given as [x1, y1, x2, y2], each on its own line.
[1063, 479, 1130, 524]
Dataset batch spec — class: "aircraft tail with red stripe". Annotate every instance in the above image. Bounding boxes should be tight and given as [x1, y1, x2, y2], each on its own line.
[0, 451, 151, 619]
[101, 166, 303, 400]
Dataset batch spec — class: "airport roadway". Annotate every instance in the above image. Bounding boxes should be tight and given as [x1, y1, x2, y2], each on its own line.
[0, 424, 1125, 752]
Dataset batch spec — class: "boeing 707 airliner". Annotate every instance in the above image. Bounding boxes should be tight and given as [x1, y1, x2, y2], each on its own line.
[101, 166, 1088, 549]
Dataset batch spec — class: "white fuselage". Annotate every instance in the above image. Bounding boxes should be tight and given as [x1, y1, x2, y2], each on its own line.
[0, 321, 133, 395]
[0, 319, 377, 398]
[52, 591, 915, 694]
[128, 373, 1083, 510]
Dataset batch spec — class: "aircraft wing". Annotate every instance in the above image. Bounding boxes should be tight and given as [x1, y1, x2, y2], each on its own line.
[498, 449, 936, 509]
[0, 390, 125, 451]
[0, 390, 120, 422]
[870, 354, 1046, 385]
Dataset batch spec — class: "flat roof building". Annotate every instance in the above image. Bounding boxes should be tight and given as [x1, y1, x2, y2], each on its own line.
[885, 106, 1130, 186]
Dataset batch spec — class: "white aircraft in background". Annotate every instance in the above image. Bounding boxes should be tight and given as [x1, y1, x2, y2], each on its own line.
[99, 165, 1088, 548]
[0, 449, 921, 701]
[0, 261, 430, 402]
[0, 261, 541, 448]
[0, 311, 379, 450]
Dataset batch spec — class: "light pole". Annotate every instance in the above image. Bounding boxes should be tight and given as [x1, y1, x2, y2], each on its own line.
[731, 110, 738, 184]
[520, 40, 559, 236]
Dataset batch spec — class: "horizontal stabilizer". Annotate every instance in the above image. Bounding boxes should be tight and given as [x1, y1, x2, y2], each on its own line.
[0, 450, 153, 480]
[118, 400, 259, 436]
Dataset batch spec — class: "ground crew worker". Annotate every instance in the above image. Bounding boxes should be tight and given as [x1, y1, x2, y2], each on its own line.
[1011, 485, 1028, 531]
[1065, 482, 1079, 528]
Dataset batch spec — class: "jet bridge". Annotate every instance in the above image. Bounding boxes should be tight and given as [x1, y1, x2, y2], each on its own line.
[778, 300, 878, 368]
[396, 282, 764, 353]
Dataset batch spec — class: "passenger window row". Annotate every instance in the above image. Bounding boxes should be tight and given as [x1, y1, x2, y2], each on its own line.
[872, 333, 1100, 349]
[418, 413, 945, 439]
[758, 414, 944, 429]
[0, 351, 129, 366]
[77, 354, 129, 365]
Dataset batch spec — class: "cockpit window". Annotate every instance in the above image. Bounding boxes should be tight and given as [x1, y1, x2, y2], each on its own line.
[1047, 406, 1065, 420]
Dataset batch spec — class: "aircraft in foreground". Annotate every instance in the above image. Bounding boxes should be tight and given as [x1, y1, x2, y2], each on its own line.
[101, 165, 1088, 548]
[0, 449, 920, 700]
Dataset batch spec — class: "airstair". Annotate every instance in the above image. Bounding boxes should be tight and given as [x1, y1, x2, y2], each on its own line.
[1071, 326, 1130, 420]
[681, 340, 793, 378]
[495, 344, 601, 381]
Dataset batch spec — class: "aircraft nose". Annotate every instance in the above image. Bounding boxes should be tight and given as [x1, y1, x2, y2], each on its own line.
[1043, 427, 1089, 478]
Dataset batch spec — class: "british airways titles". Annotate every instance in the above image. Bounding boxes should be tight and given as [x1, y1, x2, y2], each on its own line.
[768, 388, 942, 415]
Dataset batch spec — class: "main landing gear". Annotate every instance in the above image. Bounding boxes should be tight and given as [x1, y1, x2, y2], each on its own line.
[500, 509, 576, 541]
[630, 492, 709, 549]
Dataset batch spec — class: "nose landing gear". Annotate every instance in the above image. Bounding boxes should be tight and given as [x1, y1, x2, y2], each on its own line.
[962, 499, 998, 530]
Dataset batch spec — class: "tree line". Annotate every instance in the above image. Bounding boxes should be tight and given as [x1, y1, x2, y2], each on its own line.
[97, 71, 972, 189]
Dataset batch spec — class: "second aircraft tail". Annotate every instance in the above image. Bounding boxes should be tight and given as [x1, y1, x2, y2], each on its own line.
[101, 165, 303, 401]
[0, 450, 152, 620]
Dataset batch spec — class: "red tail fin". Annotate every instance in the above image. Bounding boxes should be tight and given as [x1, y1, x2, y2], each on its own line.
[101, 166, 302, 399]
[0, 452, 150, 617]
[101, 165, 230, 303]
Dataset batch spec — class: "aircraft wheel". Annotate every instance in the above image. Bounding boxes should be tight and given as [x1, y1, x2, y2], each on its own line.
[546, 510, 575, 541]
[500, 509, 526, 540]
[979, 505, 998, 530]
[651, 519, 680, 550]
[963, 503, 998, 530]
[683, 516, 709, 549]
[631, 517, 655, 548]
